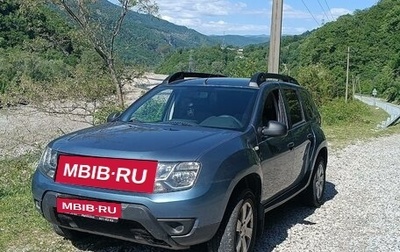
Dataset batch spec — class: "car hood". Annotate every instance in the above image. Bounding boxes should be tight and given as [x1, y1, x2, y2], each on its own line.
[49, 122, 241, 161]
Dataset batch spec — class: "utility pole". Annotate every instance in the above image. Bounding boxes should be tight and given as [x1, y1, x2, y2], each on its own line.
[268, 0, 283, 73]
[345, 46, 350, 103]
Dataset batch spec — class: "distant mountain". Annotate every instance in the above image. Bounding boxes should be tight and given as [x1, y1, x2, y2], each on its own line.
[87, 0, 216, 66]
[86, 0, 268, 66]
[210, 35, 270, 47]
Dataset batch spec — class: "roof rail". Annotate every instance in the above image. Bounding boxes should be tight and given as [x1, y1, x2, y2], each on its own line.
[162, 72, 226, 84]
[249, 72, 299, 86]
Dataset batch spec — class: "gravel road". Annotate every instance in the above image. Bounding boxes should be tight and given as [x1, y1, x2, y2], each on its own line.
[255, 134, 400, 252]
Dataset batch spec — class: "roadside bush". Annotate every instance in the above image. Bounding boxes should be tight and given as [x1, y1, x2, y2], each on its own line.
[296, 64, 336, 106]
[320, 99, 372, 125]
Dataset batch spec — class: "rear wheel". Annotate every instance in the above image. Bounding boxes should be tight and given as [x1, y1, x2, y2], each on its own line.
[303, 157, 326, 207]
[207, 189, 258, 252]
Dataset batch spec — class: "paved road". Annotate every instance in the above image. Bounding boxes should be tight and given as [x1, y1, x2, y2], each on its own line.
[354, 95, 400, 127]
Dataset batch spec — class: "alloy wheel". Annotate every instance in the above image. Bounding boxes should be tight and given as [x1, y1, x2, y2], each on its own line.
[315, 162, 325, 200]
[235, 201, 254, 252]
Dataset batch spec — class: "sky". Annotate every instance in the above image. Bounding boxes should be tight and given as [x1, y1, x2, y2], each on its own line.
[109, 0, 379, 36]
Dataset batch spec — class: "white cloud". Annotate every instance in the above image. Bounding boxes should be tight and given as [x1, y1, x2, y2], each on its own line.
[157, 1, 319, 35]
[158, 1, 351, 35]
[283, 3, 313, 19]
[282, 26, 309, 35]
[109, 0, 375, 35]
[157, 0, 263, 35]
[330, 8, 352, 18]
[162, 15, 202, 28]
[201, 22, 270, 35]
[157, 0, 247, 17]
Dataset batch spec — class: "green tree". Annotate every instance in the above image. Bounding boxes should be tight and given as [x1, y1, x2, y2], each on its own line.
[296, 64, 335, 105]
[49, 0, 158, 107]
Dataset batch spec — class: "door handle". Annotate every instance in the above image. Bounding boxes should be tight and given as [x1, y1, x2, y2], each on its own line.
[307, 133, 314, 140]
[287, 142, 295, 150]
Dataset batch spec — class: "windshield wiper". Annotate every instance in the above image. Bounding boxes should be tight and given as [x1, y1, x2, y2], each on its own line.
[164, 120, 197, 126]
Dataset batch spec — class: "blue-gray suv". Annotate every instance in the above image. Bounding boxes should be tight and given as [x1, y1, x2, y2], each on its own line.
[32, 72, 328, 251]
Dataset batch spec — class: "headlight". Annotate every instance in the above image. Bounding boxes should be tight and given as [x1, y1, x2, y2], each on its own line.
[38, 147, 58, 179]
[154, 162, 201, 193]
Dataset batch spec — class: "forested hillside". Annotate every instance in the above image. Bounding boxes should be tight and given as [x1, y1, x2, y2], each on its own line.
[156, 35, 305, 81]
[91, 0, 217, 66]
[291, 0, 400, 101]
[0, 0, 275, 108]
[91, 0, 269, 64]
[0, 0, 108, 107]
[2, 0, 400, 126]
[158, 0, 400, 103]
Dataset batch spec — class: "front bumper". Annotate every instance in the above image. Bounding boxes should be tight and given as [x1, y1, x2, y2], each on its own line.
[38, 191, 219, 249]
[32, 171, 224, 250]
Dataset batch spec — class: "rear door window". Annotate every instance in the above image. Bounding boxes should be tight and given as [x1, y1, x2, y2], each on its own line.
[299, 89, 320, 122]
[283, 88, 304, 127]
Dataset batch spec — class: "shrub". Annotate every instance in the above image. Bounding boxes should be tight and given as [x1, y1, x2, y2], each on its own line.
[320, 99, 372, 126]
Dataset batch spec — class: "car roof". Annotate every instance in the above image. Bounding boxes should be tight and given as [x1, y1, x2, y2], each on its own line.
[165, 77, 255, 88]
[160, 72, 300, 89]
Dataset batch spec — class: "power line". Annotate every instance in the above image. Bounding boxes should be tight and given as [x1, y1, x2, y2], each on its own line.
[316, 0, 331, 22]
[323, 0, 335, 20]
[301, 0, 320, 26]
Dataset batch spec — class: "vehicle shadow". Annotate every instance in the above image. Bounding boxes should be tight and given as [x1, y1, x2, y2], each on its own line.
[70, 181, 337, 252]
[254, 181, 338, 251]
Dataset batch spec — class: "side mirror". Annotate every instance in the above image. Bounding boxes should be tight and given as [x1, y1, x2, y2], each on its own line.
[107, 111, 122, 122]
[259, 120, 287, 137]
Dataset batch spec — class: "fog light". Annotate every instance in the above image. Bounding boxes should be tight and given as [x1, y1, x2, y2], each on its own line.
[158, 219, 195, 236]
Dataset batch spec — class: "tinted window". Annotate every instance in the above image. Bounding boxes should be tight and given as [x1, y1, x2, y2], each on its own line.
[300, 89, 316, 121]
[283, 88, 303, 126]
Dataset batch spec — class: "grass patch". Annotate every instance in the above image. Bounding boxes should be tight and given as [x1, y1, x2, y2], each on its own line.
[0, 153, 141, 252]
[0, 153, 71, 252]
[321, 100, 400, 148]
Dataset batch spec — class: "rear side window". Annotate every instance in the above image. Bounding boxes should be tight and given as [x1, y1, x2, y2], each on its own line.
[283, 88, 303, 126]
[300, 89, 320, 122]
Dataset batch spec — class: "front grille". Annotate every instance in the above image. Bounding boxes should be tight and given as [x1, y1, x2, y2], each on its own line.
[56, 212, 170, 247]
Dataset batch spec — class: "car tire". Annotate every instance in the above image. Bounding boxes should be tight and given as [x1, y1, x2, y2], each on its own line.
[207, 189, 258, 252]
[303, 157, 326, 207]
[52, 224, 85, 240]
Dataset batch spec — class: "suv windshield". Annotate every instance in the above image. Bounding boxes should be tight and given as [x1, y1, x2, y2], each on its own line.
[124, 86, 258, 130]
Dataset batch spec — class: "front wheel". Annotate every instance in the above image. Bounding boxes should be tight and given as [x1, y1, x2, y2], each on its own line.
[208, 189, 258, 252]
[303, 157, 326, 207]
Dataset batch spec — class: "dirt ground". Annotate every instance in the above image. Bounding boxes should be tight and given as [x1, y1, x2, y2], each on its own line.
[0, 73, 167, 158]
